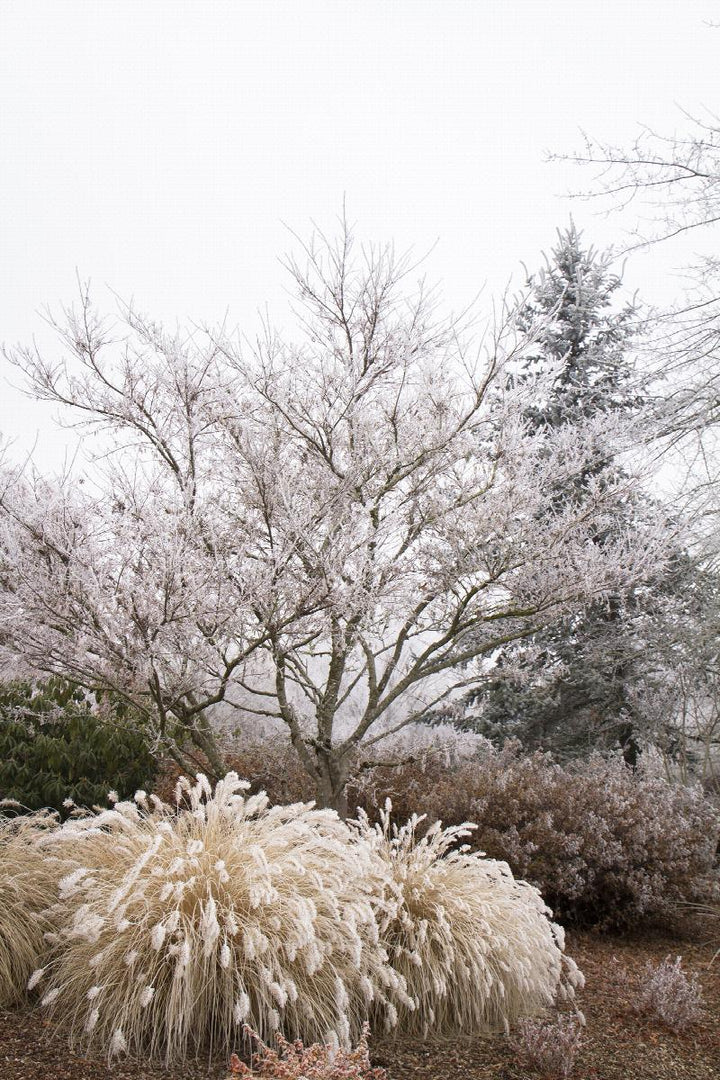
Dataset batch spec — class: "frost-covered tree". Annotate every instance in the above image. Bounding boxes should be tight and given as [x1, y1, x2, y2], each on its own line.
[464, 227, 661, 761]
[512, 222, 642, 433]
[558, 118, 720, 256]
[0, 225, 670, 810]
[626, 564, 720, 790]
[557, 116, 720, 587]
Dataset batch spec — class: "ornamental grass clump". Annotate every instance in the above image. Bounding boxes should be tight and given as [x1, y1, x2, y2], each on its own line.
[29, 773, 409, 1063]
[0, 808, 60, 1005]
[352, 803, 584, 1036]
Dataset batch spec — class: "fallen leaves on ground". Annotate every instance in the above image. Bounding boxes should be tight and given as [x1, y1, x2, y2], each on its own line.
[0, 918, 717, 1080]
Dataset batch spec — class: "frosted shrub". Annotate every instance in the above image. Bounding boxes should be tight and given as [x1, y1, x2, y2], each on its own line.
[162, 721, 490, 811]
[637, 956, 703, 1033]
[363, 744, 720, 928]
[0, 809, 58, 1005]
[511, 1014, 583, 1079]
[228, 1023, 387, 1079]
[29, 774, 407, 1063]
[152, 741, 315, 809]
[353, 720, 491, 770]
[467, 750, 720, 928]
[352, 804, 584, 1036]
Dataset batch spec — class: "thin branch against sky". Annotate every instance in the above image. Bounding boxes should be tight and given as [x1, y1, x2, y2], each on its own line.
[1, 1, 718, 467]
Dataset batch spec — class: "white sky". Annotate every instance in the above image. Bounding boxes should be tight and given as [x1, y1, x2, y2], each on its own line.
[1, 0, 719, 469]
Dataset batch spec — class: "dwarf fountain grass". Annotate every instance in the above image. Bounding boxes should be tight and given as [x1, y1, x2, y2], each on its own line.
[352, 802, 584, 1036]
[29, 773, 408, 1063]
[0, 807, 59, 1006]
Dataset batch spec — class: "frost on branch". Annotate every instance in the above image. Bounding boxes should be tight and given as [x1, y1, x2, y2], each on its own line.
[0, 224, 674, 807]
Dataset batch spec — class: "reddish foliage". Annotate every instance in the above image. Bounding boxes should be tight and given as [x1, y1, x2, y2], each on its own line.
[228, 1025, 387, 1080]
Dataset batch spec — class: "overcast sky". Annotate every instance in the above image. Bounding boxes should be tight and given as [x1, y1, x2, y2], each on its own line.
[1, 0, 719, 468]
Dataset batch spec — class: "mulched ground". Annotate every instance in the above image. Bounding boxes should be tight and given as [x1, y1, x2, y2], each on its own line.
[1, 917, 718, 1080]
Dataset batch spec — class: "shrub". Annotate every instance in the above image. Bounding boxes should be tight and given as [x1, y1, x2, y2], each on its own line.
[352, 803, 584, 1036]
[228, 1023, 387, 1079]
[28, 774, 408, 1063]
[349, 744, 720, 929]
[153, 721, 489, 810]
[0, 679, 157, 815]
[464, 749, 720, 928]
[150, 742, 315, 809]
[636, 956, 703, 1033]
[0, 810, 58, 1005]
[511, 1014, 583, 1079]
[189, 735, 719, 930]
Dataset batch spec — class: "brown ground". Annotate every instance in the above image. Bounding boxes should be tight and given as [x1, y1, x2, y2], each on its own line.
[1, 918, 718, 1080]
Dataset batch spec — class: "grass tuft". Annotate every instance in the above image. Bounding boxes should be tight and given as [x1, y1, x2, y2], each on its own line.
[0, 808, 59, 1006]
[29, 774, 407, 1063]
[352, 802, 584, 1036]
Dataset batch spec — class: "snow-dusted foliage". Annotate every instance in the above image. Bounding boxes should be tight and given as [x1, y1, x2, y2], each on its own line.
[353, 720, 491, 769]
[0, 224, 673, 807]
[352, 803, 584, 1036]
[28, 774, 409, 1062]
[211, 718, 491, 809]
[511, 1014, 584, 1080]
[376, 745, 720, 928]
[636, 956, 704, 1034]
[0, 809, 58, 1005]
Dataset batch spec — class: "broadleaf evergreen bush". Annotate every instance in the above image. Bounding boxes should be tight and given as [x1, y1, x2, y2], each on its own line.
[0, 679, 156, 814]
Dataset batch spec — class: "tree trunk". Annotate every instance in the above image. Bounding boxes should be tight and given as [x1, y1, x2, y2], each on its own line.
[313, 749, 349, 817]
[188, 715, 228, 781]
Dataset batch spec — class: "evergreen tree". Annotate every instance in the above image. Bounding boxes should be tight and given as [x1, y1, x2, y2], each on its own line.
[514, 222, 641, 429]
[465, 226, 652, 761]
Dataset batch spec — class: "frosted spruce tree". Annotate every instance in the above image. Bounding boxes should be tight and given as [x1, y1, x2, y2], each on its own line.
[464, 225, 666, 762]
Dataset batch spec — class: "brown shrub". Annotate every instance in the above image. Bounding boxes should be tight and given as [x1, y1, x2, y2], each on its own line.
[362, 746, 719, 929]
[150, 735, 719, 930]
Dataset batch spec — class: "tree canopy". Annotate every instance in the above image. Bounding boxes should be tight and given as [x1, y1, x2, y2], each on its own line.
[0, 225, 672, 809]
[463, 227, 666, 760]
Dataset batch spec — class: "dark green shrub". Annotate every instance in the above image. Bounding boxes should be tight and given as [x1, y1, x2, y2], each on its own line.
[0, 678, 156, 814]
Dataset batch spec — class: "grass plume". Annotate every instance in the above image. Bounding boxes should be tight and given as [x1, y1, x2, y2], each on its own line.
[29, 774, 408, 1062]
[353, 802, 584, 1035]
[0, 807, 59, 1006]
